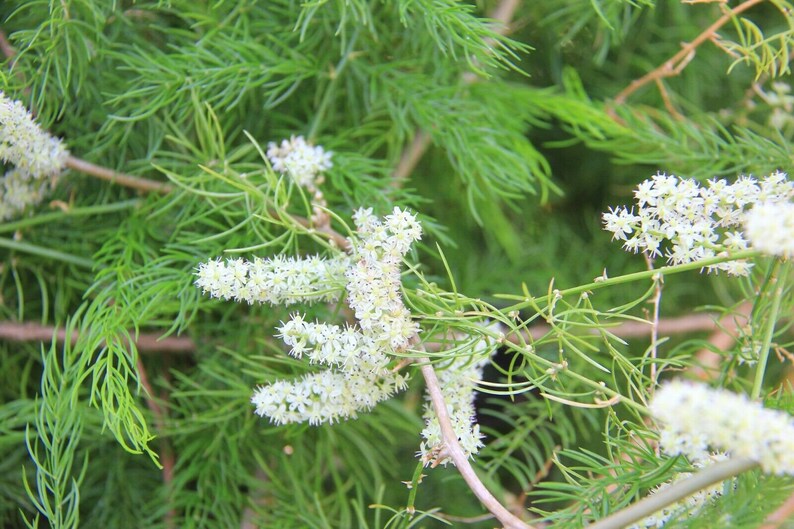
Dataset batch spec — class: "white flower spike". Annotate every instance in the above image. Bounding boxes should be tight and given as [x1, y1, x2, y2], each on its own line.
[0, 92, 69, 220]
[196, 206, 423, 426]
[603, 171, 794, 275]
[650, 380, 794, 476]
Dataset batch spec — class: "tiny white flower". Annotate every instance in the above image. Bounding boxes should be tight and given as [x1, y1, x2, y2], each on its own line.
[200, 207, 424, 426]
[195, 254, 349, 306]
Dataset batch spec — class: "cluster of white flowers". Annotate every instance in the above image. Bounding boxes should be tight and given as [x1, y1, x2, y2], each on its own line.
[419, 330, 496, 465]
[628, 454, 730, 529]
[276, 313, 401, 377]
[650, 380, 794, 476]
[0, 92, 69, 220]
[744, 201, 794, 258]
[197, 207, 423, 425]
[603, 171, 793, 275]
[251, 364, 409, 426]
[195, 254, 349, 305]
[346, 207, 422, 350]
[266, 135, 332, 188]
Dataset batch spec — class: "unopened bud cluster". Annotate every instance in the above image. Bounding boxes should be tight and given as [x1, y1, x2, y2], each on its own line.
[419, 329, 495, 465]
[0, 92, 69, 220]
[650, 380, 794, 476]
[603, 171, 793, 274]
[196, 207, 422, 425]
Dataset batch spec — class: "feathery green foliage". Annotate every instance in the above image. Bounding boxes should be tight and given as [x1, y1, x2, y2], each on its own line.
[2, 1, 793, 528]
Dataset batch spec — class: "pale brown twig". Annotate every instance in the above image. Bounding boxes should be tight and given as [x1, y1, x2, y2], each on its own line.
[65, 156, 173, 195]
[289, 209, 351, 250]
[418, 355, 535, 529]
[498, 311, 731, 348]
[691, 302, 752, 381]
[654, 78, 685, 120]
[0, 309, 739, 356]
[0, 29, 16, 61]
[391, 131, 431, 187]
[0, 321, 195, 353]
[613, 0, 765, 105]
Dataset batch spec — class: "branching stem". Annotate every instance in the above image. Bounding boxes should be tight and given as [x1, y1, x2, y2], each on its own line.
[66, 156, 173, 195]
[584, 457, 759, 529]
[614, 0, 765, 104]
[418, 356, 534, 529]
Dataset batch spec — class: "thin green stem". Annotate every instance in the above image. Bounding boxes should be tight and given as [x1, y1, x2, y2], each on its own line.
[560, 251, 758, 298]
[307, 28, 360, 141]
[405, 461, 425, 514]
[560, 367, 648, 415]
[585, 457, 759, 529]
[0, 200, 140, 234]
[751, 259, 787, 400]
[0, 237, 94, 268]
[500, 250, 760, 306]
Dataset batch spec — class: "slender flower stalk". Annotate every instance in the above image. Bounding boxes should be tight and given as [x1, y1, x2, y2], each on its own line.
[418, 358, 534, 529]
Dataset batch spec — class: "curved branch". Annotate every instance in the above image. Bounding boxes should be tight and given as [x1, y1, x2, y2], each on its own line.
[584, 457, 759, 529]
[613, 0, 765, 105]
[418, 356, 534, 529]
[0, 321, 195, 353]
